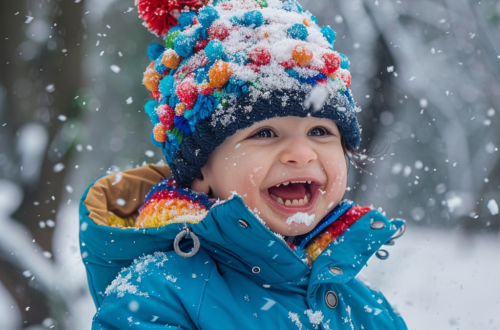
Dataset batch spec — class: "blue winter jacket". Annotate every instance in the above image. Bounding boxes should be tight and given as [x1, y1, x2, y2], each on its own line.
[80, 164, 407, 329]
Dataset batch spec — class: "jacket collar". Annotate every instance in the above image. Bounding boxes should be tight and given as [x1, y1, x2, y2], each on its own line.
[129, 178, 405, 284]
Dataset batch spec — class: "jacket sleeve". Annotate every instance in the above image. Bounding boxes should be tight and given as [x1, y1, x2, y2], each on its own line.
[79, 164, 172, 309]
[92, 291, 196, 330]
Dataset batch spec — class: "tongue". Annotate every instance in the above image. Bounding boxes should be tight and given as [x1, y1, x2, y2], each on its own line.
[268, 183, 307, 200]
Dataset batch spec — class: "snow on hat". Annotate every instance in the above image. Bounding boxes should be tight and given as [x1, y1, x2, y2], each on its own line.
[137, 0, 361, 188]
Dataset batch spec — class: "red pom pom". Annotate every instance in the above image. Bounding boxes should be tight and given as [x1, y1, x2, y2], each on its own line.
[280, 60, 296, 69]
[136, 0, 203, 37]
[176, 80, 198, 109]
[152, 91, 162, 99]
[156, 104, 175, 130]
[194, 39, 209, 53]
[208, 21, 230, 41]
[322, 52, 341, 75]
[333, 69, 352, 88]
[249, 46, 271, 65]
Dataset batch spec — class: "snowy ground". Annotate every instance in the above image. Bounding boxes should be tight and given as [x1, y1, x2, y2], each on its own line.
[360, 225, 500, 330]
[0, 191, 499, 329]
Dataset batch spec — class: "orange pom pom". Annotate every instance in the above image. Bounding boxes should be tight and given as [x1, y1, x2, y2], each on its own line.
[143, 68, 161, 91]
[332, 69, 352, 88]
[209, 60, 233, 88]
[292, 44, 313, 66]
[161, 49, 180, 69]
[303, 18, 311, 27]
[175, 103, 186, 116]
[153, 124, 167, 142]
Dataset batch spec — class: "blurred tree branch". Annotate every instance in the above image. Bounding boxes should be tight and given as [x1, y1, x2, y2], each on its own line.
[0, 0, 85, 327]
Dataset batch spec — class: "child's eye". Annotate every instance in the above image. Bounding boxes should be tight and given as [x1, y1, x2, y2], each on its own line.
[251, 128, 276, 138]
[308, 127, 331, 136]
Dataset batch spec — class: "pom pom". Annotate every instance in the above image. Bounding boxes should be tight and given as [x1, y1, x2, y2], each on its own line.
[321, 26, 336, 47]
[174, 32, 197, 58]
[282, 1, 302, 13]
[209, 60, 233, 88]
[339, 53, 349, 70]
[249, 46, 271, 65]
[159, 75, 175, 96]
[287, 24, 308, 40]
[165, 30, 181, 49]
[145, 100, 160, 125]
[322, 52, 341, 75]
[157, 104, 175, 130]
[292, 44, 313, 66]
[194, 39, 209, 53]
[178, 12, 196, 28]
[255, 0, 268, 7]
[229, 51, 248, 65]
[199, 82, 214, 95]
[205, 39, 225, 62]
[176, 80, 199, 109]
[175, 103, 186, 116]
[332, 69, 351, 88]
[198, 6, 219, 28]
[280, 60, 296, 69]
[207, 21, 230, 41]
[161, 49, 181, 69]
[230, 16, 243, 26]
[244, 10, 264, 28]
[147, 43, 166, 61]
[143, 67, 161, 91]
[153, 123, 167, 142]
[303, 18, 311, 27]
[136, 0, 203, 37]
[155, 56, 168, 74]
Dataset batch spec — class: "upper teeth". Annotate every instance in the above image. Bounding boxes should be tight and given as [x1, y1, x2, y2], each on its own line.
[275, 180, 312, 187]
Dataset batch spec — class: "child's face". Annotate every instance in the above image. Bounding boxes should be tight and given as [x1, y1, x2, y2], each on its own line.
[191, 116, 347, 236]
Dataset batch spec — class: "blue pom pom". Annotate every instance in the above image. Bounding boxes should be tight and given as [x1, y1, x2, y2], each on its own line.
[174, 116, 192, 135]
[287, 24, 308, 40]
[230, 16, 243, 26]
[147, 43, 166, 61]
[145, 100, 159, 125]
[178, 12, 196, 28]
[310, 15, 318, 24]
[205, 40, 225, 62]
[194, 66, 210, 84]
[199, 27, 209, 39]
[169, 94, 179, 109]
[282, 1, 302, 13]
[321, 26, 336, 47]
[339, 53, 349, 69]
[244, 11, 264, 28]
[159, 75, 175, 96]
[174, 33, 197, 58]
[229, 51, 248, 65]
[198, 6, 219, 28]
[227, 78, 249, 97]
[154, 56, 167, 74]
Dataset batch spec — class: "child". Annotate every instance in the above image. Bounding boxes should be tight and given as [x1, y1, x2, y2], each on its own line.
[79, 0, 407, 328]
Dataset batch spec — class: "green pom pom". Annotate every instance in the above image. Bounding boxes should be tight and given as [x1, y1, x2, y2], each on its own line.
[255, 0, 268, 7]
[165, 30, 181, 49]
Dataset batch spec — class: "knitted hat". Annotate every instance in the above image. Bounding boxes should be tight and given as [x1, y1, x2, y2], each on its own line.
[137, 0, 361, 188]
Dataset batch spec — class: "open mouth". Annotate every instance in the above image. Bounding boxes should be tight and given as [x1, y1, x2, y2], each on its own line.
[264, 179, 322, 212]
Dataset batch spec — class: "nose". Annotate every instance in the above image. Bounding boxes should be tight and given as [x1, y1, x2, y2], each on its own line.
[278, 135, 317, 166]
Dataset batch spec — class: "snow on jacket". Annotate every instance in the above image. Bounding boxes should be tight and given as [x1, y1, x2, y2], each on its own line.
[79, 164, 407, 330]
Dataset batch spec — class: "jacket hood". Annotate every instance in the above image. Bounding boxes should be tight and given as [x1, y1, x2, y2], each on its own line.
[80, 164, 405, 308]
